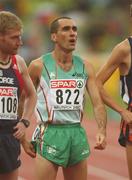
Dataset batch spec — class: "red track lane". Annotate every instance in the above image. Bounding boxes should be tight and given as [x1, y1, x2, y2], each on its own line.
[19, 118, 129, 180]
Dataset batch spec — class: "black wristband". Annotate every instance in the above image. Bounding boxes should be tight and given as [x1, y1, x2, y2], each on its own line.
[20, 119, 30, 128]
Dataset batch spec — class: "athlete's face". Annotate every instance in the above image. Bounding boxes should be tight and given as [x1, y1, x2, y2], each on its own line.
[51, 19, 77, 52]
[0, 28, 23, 56]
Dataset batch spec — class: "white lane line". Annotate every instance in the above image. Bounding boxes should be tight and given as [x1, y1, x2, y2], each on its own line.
[89, 165, 129, 180]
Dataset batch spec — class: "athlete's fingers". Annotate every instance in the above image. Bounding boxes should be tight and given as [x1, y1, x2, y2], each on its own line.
[95, 133, 106, 150]
[22, 141, 36, 158]
[13, 128, 25, 139]
[26, 147, 36, 158]
[25, 146, 36, 158]
[14, 132, 25, 139]
[94, 142, 106, 149]
[13, 122, 26, 139]
[14, 122, 26, 132]
[96, 134, 105, 143]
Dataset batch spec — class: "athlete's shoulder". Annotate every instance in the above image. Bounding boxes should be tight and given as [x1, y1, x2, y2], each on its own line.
[13, 55, 26, 73]
[83, 59, 94, 75]
[73, 54, 85, 65]
[28, 57, 43, 79]
[14, 54, 25, 63]
[73, 54, 83, 60]
[114, 38, 130, 56]
[83, 58, 92, 67]
[29, 57, 43, 69]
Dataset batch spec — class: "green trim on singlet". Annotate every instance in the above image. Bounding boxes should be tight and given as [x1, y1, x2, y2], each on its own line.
[41, 53, 88, 82]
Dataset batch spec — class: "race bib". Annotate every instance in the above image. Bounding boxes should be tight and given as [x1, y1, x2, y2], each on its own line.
[0, 87, 18, 119]
[50, 79, 85, 110]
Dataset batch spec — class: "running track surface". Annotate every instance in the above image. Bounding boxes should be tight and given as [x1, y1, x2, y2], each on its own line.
[19, 117, 129, 180]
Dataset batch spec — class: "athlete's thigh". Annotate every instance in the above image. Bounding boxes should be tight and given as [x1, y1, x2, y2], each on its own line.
[62, 159, 88, 180]
[126, 144, 132, 180]
[35, 154, 59, 180]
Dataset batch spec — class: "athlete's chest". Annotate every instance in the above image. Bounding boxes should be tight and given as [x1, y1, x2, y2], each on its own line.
[0, 68, 19, 87]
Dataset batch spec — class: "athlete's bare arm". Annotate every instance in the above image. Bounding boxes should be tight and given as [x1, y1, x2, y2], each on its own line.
[18, 57, 43, 122]
[13, 56, 37, 140]
[28, 58, 43, 89]
[96, 39, 132, 124]
[84, 60, 107, 149]
[18, 57, 43, 158]
[18, 56, 37, 120]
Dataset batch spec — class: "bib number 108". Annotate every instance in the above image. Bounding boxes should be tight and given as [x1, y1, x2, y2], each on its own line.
[0, 97, 18, 113]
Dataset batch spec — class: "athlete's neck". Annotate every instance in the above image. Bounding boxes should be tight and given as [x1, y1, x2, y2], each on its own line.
[52, 51, 72, 64]
[0, 55, 11, 65]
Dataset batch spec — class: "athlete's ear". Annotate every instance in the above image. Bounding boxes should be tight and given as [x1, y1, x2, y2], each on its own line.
[51, 33, 57, 42]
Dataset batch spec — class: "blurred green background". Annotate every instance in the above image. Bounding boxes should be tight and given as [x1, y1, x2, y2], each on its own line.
[1, 0, 131, 121]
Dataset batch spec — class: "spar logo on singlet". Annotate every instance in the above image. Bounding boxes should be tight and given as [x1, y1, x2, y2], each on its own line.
[50, 80, 83, 89]
[50, 79, 85, 110]
[0, 87, 17, 96]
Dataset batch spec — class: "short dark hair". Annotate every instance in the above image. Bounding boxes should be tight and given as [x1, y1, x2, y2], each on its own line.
[50, 17, 72, 34]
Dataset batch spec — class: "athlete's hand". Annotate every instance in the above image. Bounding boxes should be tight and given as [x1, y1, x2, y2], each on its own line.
[120, 109, 132, 124]
[94, 132, 106, 150]
[13, 122, 26, 139]
[21, 140, 36, 158]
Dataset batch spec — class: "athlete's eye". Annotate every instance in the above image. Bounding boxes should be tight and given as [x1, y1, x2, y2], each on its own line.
[72, 26, 77, 32]
[62, 26, 70, 31]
